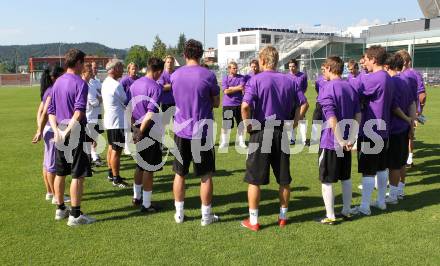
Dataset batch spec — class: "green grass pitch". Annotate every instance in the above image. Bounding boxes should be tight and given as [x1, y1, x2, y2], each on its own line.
[0, 84, 439, 265]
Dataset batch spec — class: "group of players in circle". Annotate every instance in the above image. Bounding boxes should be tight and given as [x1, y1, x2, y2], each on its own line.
[32, 39, 427, 230]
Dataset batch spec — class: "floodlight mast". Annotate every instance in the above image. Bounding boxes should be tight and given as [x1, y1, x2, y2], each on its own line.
[418, 0, 440, 18]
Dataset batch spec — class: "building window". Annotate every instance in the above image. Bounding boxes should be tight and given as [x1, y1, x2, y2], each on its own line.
[240, 34, 256, 45]
[225, 36, 231, 45]
[232, 36, 238, 45]
[274, 35, 283, 44]
[261, 34, 271, 44]
[240, 51, 255, 59]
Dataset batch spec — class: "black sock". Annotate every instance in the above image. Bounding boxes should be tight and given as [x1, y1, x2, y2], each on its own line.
[57, 203, 66, 210]
[108, 169, 113, 177]
[114, 175, 121, 181]
[71, 206, 81, 218]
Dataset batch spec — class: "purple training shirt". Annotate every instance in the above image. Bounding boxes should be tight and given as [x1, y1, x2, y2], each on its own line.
[359, 70, 394, 139]
[243, 70, 305, 123]
[222, 74, 246, 107]
[390, 74, 416, 134]
[120, 75, 139, 93]
[171, 65, 220, 139]
[157, 70, 175, 105]
[47, 73, 88, 125]
[400, 68, 425, 113]
[127, 76, 162, 126]
[318, 78, 360, 150]
[288, 71, 308, 93]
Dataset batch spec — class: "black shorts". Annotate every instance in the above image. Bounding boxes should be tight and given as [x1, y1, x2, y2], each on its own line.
[244, 128, 291, 186]
[161, 103, 175, 124]
[134, 129, 163, 172]
[318, 148, 351, 183]
[222, 106, 242, 129]
[388, 131, 409, 170]
[107, 129, 125, 151]
[55, 125, 92, 178]
[312, 102, 323, 121]
[172, 135, 216, 177]
[357, 136, 389, 175]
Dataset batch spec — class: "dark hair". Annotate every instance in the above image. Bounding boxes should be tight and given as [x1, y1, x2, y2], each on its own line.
[288, 58, 298, 66]
[385, 53, 404, 71]
[65, 48, 86, 68]
[365, 45, 387, 66]
[347, 59, 359, 69]
[324, 56, 344, 76]
[40, 66, 64, 100]
[250, 59, 259, 66]
[147, 57, 165, 72]
[184, 39, 203, 60]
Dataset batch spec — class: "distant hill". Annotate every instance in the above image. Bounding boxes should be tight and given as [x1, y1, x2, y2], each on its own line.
[0, 42, 127, 66]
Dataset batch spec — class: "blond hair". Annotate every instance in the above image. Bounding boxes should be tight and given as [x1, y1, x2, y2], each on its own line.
[396, 50, 412, 65]
[259, 46, 278, 70]
[228, 61, 238, 68]
[126, 62, 138, 71]
[164, 55, 175, 62]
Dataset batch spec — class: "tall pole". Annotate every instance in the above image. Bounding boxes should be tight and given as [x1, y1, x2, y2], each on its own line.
[203, 0, 206, 50]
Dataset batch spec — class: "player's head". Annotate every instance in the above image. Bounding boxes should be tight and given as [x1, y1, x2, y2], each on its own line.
[147, 57, 164, 81]
[364, 45, 387, 71]
[320, 62, 325, 75]
[323, 56, 344, 80]
[184, 39, 203, 62]
[106, 59, 124, 79]
[65, 48, 86, 74]
[250, 59, 259, 74]
[259, 46, 279, 71]
[395, 49, 412, 68]
[384, 53, 404, 74]
[228, 61, 238, 75]
[164, 55, 175, 71]
[127, 62, 138, 77]
[91, 61, 98, 77]
[288, 58, 299, 73]
[81, 62, 93, 82]
[40, 66, 64, 100]
[347, 59, 359, 75]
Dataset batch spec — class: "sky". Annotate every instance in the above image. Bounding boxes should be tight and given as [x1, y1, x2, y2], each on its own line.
[0, 0, 424, 49]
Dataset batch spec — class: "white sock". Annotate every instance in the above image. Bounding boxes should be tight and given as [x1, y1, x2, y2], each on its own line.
[398, 182, 405, 195]
[91, 150, 99, 161]
[249, 208, 258, 225]
[238, 134, 245, 143]
[279, 207, 288, 220]
[389, 185, 399, 200]
[341, 179, 352, 214]
[175, 201, 184, 217]
[220, 132, 228, 144]
[311, 123, 320, 143]
[201, 204, 211, 220]
[322, 183, 335, 220]
[133, 184, 142, 200]
[299, 122, 307, 143]
[142, 190, 152, 208]
[360, 176, 375, 210]
[376, 170, 388, 205]
[407, 153, 413, 164]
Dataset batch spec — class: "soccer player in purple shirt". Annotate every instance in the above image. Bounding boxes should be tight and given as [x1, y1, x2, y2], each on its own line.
[310, 64, 326, 145]
[157, 55, 176, 148]
[383, 53, 416, 204]
[240, 46, 305, 231]
[170, 39, 220, 226]
[354, 45, 394, 216]
[120, 62, 139, 155]
[32, 66, 64, 203]
[219, 61, 247, 149]
[287, 59, 309, 145]
[47, 48, 95, 226]
[397, 50, 427, 168]
[317, 56, 361, 225]
[127, 57, 164, 212]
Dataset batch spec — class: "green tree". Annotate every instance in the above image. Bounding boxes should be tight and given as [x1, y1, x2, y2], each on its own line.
[0, 62, 11, 74]
[125, 45, 150, 69]
[176, 33, 186, 56]
[151, 35, 167, 59]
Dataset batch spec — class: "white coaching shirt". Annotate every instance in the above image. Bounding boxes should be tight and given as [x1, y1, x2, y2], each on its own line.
[101, 76, 127, 129]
